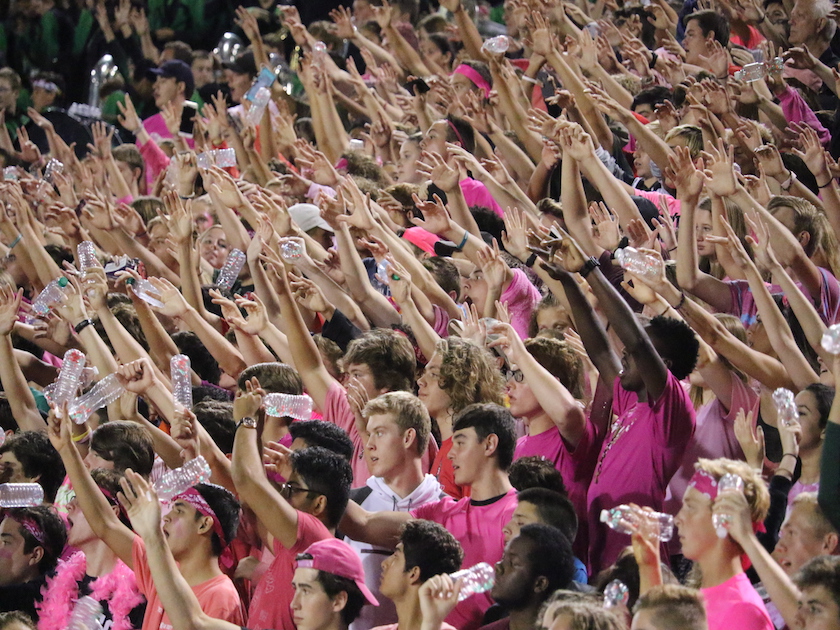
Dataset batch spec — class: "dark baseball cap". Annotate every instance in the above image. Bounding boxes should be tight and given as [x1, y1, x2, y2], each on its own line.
[149, 60, 195, 97]
[223, 51, 257, 78]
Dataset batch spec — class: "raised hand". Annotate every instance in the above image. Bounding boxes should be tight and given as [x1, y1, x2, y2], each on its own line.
[734, 408, 764, 470]
[119, 469, 163, 540]
[0, 285, 22, 337]
[409, 193, 455, 237]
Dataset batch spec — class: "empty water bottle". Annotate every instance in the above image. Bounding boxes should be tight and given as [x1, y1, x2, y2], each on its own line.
[281, 240, 303, 261]
[246, 87, 271, 125]
[196, 151, 214, 170]
[603, 579, 629, 609]
[712, 473, 745, 538]
[68, 595, 102, 630]
[216, 249, 246, 292]
[68, 374, 125, 424]
[77, 241, 98, 270]
[43, 158, 64, 183]
[376, 260, 393, 285]
[155, 456, 212, 501]
[822, 324, 840, 355]
[482, 35, 510, 54]
[263, 392, 313, 420]
[450, 562, 495, 601]
[215, 148, 237, 168]
[312, 40, 327, 54]
[600, 504, 674, 541]
[31, 277, 69, 319]
[773, 387, 798, 428]
[126, 277, 164, 308]
[171, 354, 193, 411]
[734, 56, 784, 82]
[51, 349, 87, 406]
[614, 247, 660, 280]
[482, 317, 502, 346]
[0, 483, 44, 507]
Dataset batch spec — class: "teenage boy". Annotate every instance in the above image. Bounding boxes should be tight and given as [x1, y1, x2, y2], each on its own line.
[376, 520, 464, 630]
[481, 524, 576, 630]
[546, 229, 699, 572]
[341, 403, 518, 630]
[794, 556, 840, 630]
[232, 378, 354, 630]
[631, 584, 708, 630]
[144, 59, 195, 143]
[349, 392, 446, 630]
[119, 468, 379, 630]
[46, 404, 244, 630]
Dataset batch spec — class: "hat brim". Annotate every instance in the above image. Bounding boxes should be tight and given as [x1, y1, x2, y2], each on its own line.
[357, 581, 379, 606]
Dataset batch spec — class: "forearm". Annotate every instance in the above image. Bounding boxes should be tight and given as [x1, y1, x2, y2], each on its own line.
[489, 126, 536, 183]
[112, 229, 180, 284]
[518, 349, 584, 445]
[104, 157, 133, 200]
[233, 329, 275, 366]
[130, 296, 181, 376]
[561, 156, 602, 256]
[710, 195, 745, 280]
[397, 296, 441, 362]
[741, 534, 801, 628]
[578, 155, 646, 232]
[452, 4, 485, 60]
[180, 309, 247, 378]
[773, 260, 832, 363]
[0, 338, 45, 431]
[382, 24, 432, 77]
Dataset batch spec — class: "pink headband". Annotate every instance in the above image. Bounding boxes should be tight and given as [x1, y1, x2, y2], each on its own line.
[175, 488, 227, 548]
[453, 64, 490, 97]
[687, 469, 719, 501]
[17, 516, 47, 547]
[446, 120, 465, 148]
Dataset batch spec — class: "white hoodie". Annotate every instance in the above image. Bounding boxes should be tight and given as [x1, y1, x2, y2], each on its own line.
[346, 474, 445, 630]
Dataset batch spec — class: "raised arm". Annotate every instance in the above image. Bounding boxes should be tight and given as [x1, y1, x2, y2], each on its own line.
[0, 287, 45, 431]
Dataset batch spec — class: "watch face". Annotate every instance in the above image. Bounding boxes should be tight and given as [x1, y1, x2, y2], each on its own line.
[244, 417, 257, 428]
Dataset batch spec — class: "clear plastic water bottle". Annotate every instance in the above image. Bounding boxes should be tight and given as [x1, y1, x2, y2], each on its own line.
[43, 158, 64, 183]
[614, 247, 660, 280]
[263, 392, 313, 420]
[215, 249, 246, 292]
[68, 595, 103, 630]
[155, 456, 212, 502]
[170, 354, 193, 411]
[312, 40, 327, 54]
[773, 387, 798, 428]
[68, 374, 125, 424]
[482, 35, 510, 54]
[76, 241, 98, 270]
[376, 260, 392, 286]
[51, 349, 87, 406]
[196, 151, 214, 170]
[246, 87, 271, 126]
[0, 483, 44, 507]
[31, 277, 69, 319]
[281, 240, 303, 261]
[734, 56, 784, 82]
[450, 562, 495, 601]
[712, 473, 745, 538]
[215, 148, 237, 168]
[603, 579, 629, 609]
[126, 277, 164, 308]
[600, 504, 674, 541]
[821, 324, 840, 355]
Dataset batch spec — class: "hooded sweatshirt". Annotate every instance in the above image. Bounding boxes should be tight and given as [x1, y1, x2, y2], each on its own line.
[346, 474, 445, 630]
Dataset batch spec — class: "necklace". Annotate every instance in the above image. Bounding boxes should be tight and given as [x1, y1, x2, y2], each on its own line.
[594, 405, 640, 483]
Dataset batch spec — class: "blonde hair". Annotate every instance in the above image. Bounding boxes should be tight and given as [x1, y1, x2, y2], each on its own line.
[695, 458, 770, 523]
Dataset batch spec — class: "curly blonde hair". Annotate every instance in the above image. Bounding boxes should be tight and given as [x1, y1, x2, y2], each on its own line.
[435, 338, 504, 414]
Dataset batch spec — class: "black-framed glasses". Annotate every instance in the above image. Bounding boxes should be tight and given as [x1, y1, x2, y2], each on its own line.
[280, 482, 323, 499]
[506, 369, 524, 383]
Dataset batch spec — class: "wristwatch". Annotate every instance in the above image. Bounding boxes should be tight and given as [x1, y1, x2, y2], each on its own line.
[236, 417, 257, 430]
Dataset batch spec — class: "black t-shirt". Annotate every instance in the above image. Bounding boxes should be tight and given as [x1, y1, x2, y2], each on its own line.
[0, 575, 46, 622]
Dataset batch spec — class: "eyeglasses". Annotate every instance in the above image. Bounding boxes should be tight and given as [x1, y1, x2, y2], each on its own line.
[279, 482, 323, 499]
[506, 369, 524, 383]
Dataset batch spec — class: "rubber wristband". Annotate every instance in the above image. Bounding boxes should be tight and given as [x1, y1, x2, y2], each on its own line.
[673, 292, 687, 310]
[579, 256, 600, 278]
[457, 231, 469, 250]
[524, 253, 538, 268]
[72, 428, 91, 443]
[9, 234, 21, 249]
[818, 178, 834, 189]
[74, 319, 95, 334]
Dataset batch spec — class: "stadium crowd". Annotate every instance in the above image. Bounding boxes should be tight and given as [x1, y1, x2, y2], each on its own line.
[0, 0, 839, 627]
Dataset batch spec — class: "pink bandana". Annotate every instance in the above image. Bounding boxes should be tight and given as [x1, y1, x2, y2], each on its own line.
[453, 64, 491, 97]
[687, 469, 719, 500]
[17, 516, 47, 546]
[174, 488, 227, 548]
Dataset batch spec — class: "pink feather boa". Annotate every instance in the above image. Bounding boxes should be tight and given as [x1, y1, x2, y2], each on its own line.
[37, 551, 145, 630]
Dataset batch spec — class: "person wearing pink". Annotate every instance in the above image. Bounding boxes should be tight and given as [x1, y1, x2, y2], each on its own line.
[493, 324, 600, 559]
[231, 381, 354, 630]
[143, 60, 196, 148]
[545, 231, 699, 573]
[341, 403, 519, 630]
[676, 460, 774, 630]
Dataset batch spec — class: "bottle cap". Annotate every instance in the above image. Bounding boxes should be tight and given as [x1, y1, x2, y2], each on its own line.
[600, 509, 609, 522]
[125, 277, 136, 286]
[57, 277, 69, 287]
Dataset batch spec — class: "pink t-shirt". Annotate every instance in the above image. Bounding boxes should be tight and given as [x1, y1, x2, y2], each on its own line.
[411, 489, 517, 630]
[586, 372, 695, 573]
[499, 269, 541, 339]
[131, 536, 244, 630]
[633, 189, 681, 219]
[666, 374, 757, 520]
[514, 419, 601, 559]
[701, 572, 774, 630]
[459, 178, 504, 217]
[248, 511, 332, 630]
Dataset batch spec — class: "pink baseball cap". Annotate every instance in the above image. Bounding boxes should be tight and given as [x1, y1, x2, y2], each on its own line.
[296, 538, 379, 606]
[402, 227, 440, 255]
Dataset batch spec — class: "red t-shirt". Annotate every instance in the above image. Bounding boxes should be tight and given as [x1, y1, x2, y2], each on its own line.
[430, 437, 469, 499]
[131, 536, 244, 630]
[247, 511, 332, 630]
[411, 489, 517, 630]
